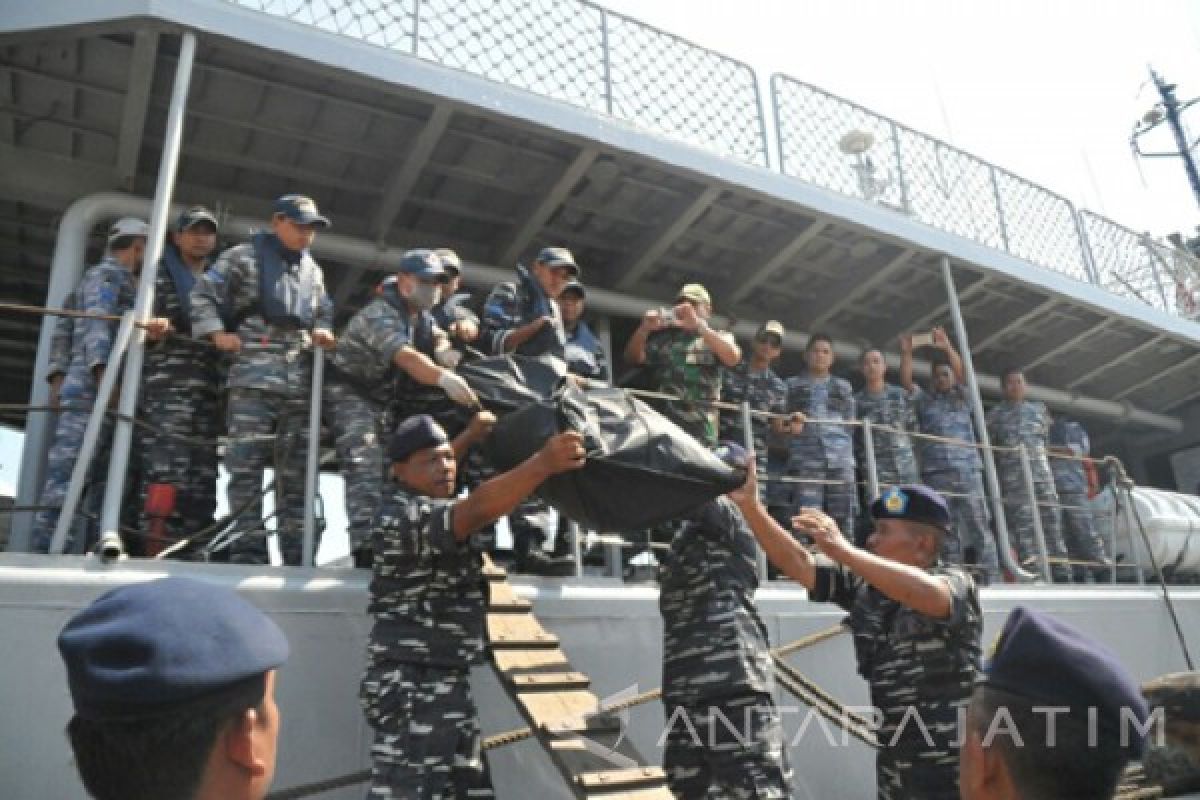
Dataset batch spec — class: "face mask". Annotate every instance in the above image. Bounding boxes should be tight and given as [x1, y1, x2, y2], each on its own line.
[410, 282, 441, 311]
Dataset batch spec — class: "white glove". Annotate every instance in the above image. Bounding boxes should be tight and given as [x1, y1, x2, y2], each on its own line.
[435, 347, 463, 369]
[438, 371, 478, 407]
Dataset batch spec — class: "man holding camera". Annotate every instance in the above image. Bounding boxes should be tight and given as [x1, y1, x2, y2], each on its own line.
[901, 328, 998, 581]
[624, 283, 741, 448]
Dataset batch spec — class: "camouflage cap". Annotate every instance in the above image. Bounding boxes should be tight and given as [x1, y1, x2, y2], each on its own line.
[535, 246, 581, 277]
[676, 283, 712, 307]
[434, 248, 462, 275]
[757, 320, 785, 340]
[273, 194, 330, 228]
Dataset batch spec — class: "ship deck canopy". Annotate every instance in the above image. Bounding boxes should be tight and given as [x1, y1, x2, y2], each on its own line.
[3, 0, 1200, 457]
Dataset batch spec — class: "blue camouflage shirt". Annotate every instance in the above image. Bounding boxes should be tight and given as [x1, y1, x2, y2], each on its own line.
[366, 484, 487, 669]
[658, 497, 773, 704]
[785, 372, 856, 469]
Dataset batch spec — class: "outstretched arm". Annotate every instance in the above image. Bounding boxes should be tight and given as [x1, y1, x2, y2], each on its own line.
[727, 464, 817, 588]
[451, 431, 585, 540]
[792, 509, 952, 619]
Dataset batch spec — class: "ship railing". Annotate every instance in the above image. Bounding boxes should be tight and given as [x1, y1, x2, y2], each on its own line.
[222, 0, 769, 167]
[9, 351, 1134, 587]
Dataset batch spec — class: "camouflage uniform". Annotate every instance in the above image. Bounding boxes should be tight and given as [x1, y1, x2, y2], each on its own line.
[138, 244, 223, 543]
[785, 373, 858, 536]
[189, 232, 332, 564]
[33, 258, 135, 551]
[360, 484, 493, 799]
[326, 279, 437, 554]
[913, 386, 995, 577]
[642, 327, 731, 447]
[810, 560, 981, 800]
[720, 359, 786, 505]
[479, 267, 566, 562]
[46, 290, 78, 389]
[986, 400, 1069, 573]
[564, 318, 607, 382]
[854, 384, 919, 488]
[1048, 417, 1109, 570]
[658, 498, 791, 798]
[855, 385, 920, 544]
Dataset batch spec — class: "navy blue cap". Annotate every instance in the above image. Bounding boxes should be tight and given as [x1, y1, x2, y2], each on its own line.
[58, 576, 289, 720]
[434, 248, 462, 275]
[175, 205, 218, 232]
[714, 441, 750, 470]
[398, 249, 448, 281]
[871, 485, 951, 531]
[982, 606, 1150, 756]
[389, 414, 450, 463]
[561, 279, 586, 298]
[536, 246, 581, 277]
[273, 194, 330, 228]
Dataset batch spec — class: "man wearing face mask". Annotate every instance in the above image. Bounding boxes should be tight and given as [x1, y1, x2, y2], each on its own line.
[479, 247, 580, 575]
[190, 194, 336, 565]
[325, 249, 479, 568]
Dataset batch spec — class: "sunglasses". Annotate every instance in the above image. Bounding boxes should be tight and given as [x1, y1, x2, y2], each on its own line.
[756, 335, 783, 348]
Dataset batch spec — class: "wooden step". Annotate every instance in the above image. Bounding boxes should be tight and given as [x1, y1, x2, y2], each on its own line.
[488, 612, 560, 649]
[487, 581, 532, 612]
[510, 671, 591, 692]
[577, 767, 668, 792]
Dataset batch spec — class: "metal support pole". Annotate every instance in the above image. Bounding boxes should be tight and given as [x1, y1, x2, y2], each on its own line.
[1017, 445, 1053, 582]
[99, 32, 196, 541]
[301, 349, 324, 567]
[49, 312, 137, 554]
[743, 401, 769, 582]
[600, 11, 613, 115]
[570, 520, 584, 579]
[888, 121, 911, 215]
[988, 168, 1011, 253]
[1071, 207, 1102, 285]
[1109, 499, 1118, 585]
[862, 418, 880, 501]
[938, 255, 1035, 581]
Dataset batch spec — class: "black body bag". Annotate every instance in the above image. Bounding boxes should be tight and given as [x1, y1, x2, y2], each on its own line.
[460, 355, 745, 531]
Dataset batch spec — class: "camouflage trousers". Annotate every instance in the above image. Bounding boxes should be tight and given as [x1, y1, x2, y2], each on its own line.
[997, 465, 1068, 571]
[136, 380, 221, 543]
[360, 661, 493, 800]
[32, 403, 110, 553]
[922, 469, 997, 580]
[224, 387, 310, 564]
[663, 691, 791, 799]
[324, 382, 390, 553]
[1057, 490, 1109, 566]
[876, 750, 961, 800]
[788, 463, 857, 539]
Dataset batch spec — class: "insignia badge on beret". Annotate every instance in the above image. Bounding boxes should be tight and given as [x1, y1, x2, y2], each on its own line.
[883, 486, 908, 514]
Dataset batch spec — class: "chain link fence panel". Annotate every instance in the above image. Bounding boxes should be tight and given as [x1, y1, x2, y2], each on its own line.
[772, 74, 1090, 281]
[1080, 210, 1200, 317]
[224, 0, 768, 166]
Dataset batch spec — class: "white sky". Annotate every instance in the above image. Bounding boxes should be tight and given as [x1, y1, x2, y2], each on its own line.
[601, 0, 1200, 237]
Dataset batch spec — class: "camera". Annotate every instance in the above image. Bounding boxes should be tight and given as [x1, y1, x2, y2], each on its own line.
[659, 307, 676, 325]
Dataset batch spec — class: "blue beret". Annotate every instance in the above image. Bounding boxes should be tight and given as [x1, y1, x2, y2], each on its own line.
[389, 414, 450, 463]
[870, 485, 951, 531]
[58, 576, 288, 720]
[398, 249, 447, 281]
[983, 606, 1150, 756]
